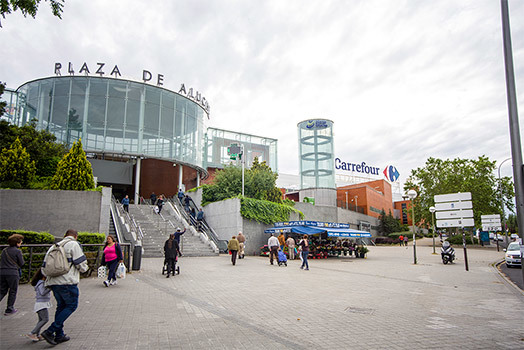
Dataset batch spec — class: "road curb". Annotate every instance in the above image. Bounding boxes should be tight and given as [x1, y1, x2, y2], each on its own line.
[493, 259, 524, 296]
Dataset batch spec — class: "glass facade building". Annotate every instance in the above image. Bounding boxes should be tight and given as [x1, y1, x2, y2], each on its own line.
[13, 76, 207, 173]
[298, 119, 335, 189]
[205, 127, 278, 172]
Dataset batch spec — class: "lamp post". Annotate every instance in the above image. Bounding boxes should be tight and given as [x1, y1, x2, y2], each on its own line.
[498, 157, 511, 246]
[345, 191, 348, 210]
[408, 189, 417, 264]
[429, 206, 436, 254]
[354, 195, 358, 212]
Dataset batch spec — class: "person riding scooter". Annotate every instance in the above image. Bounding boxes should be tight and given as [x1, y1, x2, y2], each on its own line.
[441, 240, 455, 264]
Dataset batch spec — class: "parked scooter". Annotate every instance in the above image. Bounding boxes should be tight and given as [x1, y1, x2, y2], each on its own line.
[441, 240, 455, 264]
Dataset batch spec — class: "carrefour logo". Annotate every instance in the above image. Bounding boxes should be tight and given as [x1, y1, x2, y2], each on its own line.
[383, 165, 400, 182]
[305, 120, 328, 129]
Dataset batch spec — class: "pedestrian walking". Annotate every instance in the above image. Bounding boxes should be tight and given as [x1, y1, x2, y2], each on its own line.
[399, 235, 404, 247]
[173, 227, 186, 244]
[101, 235, 123, 287]
[150, 192, 157, 206]
[278, 233, 285, 250]
[267, 234, 280, 265]
[157, 195, 164, 214]
[227, 236, 240, 266]
[196, 208, 204, 231]
[177, 189, 184, 204]
[0, 233, 24, 316]
[237, 231, 246, 259]
[286, 236, 296, 260]
[404, 235, 408, 248]
[184, 195, 191, 213]
[164, 233, 182, 278]
[26, 269, 52, 342]
[41, 229, 89, 346]
[298, 235, 310, 270]
[122, 195, 130, 213]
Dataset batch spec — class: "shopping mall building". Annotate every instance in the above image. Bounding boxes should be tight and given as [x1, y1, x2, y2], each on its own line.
[2, 74, 277, 202]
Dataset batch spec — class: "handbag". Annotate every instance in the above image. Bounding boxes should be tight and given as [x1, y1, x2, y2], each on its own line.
[97, 265, 107, 279]
[116, 262, 126, 279]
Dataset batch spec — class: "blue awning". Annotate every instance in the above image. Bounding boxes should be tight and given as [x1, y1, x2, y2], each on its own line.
[264, 224, 371, 238]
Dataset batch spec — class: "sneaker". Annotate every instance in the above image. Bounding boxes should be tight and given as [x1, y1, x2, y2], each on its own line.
[305, 268, 309, 270]
[55, 335, 70, 344]
[110, 279, 117, 285]
[37, 335, 44, 341]
[300, 266, 303, 269]
[41, 330, 57, 345]
[103, 280, 110, 287]
[4, 308, 18, 316]
[166, 274, 170, 278]
[26, 334, 39, 342]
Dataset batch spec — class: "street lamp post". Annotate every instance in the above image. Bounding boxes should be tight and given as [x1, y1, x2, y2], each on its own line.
[498, 157, 511, 246]
[354, 195, 358, 212]
[345, 191, 348, 210]
[429, 206, 436, 254]
[408, 189, 417, 264]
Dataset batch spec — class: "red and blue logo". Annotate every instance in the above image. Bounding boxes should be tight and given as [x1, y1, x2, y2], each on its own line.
[383, 165, 400, 182]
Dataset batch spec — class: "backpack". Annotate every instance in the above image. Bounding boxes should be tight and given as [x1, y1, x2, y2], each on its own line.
[42, 240, 72, 277]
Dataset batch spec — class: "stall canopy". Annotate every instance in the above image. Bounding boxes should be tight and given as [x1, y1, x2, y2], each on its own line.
[264, 221, 371, 238]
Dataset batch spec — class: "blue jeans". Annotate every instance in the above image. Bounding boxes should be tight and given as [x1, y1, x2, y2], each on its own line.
[301, 251, 309, 269]
[46, 285, 79, 338]
[106, 259, 119, 282]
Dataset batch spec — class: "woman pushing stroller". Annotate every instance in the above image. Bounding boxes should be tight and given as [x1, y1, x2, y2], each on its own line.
[164, 233, 182, 278]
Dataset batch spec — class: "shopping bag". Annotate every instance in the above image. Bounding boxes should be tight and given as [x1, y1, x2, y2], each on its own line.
[116, 262, 126, 279]
[97, 266, 107, 279]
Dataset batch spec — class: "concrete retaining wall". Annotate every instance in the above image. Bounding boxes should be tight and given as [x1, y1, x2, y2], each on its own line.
[0, 189, 111, 238]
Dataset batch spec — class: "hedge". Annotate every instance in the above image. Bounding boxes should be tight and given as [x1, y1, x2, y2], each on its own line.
[446, 234, 478, 245]
[0, 229, 54, 245]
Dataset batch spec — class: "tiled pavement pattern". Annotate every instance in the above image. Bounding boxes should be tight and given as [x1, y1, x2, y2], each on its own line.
[1, 244, 523, 349]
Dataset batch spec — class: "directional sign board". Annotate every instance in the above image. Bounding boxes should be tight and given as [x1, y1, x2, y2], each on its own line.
[434, 201, 473, 211]
[434, 192, 474, 228]
[481, 214, 501, 231]
[436, 209, 474, 220]
[437, 218, 475, 228]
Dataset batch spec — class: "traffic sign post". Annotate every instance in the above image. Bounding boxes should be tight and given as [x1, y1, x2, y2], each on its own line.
[481, 214, 502, 252]
[434, 192, 474, 271]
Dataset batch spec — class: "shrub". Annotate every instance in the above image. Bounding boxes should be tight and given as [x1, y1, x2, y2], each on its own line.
[240, 196, 303, 224]
[374, 237, 398, 245]
[446, 234, 478, 245]
[0, 230, 54, 245]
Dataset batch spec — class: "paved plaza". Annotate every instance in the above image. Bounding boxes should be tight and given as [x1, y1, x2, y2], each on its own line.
[1, 244, 523, 349]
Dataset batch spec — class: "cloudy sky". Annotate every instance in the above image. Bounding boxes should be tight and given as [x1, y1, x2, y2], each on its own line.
[1, 0, 522, 192]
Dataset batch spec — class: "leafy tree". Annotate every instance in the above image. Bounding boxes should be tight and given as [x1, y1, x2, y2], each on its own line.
[202, 157, 282, 205]
[0, 119, 67, 177]
[0, 137, 36, 187]
[0, 0, 65, 27]
[50, 139, 95, 190]
[507, 214, 518, 233]
[0, 82, 7, 117]
[378, 210, 401, 235]
[404, 156, 515, 229]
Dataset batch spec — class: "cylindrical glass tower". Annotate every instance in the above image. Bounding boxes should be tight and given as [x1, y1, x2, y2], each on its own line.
[298, 119, 335, 189]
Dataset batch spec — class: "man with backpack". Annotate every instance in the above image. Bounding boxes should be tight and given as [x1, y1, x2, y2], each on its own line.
[40, 229, 88, 346]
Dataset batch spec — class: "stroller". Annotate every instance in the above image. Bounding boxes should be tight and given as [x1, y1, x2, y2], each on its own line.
[162, 256, 180, 276]
[277, 250, 288, 267]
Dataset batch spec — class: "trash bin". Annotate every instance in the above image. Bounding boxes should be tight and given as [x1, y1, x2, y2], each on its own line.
[132, 244, 142, 271]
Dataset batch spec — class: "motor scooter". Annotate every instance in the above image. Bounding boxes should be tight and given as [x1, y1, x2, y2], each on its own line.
[441, 240, 455, 264]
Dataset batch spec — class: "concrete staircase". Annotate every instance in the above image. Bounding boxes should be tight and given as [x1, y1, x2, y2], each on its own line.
[129, 204, 218, 258]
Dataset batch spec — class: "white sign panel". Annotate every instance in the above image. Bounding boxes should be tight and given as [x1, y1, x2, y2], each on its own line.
[481, 218, 501, 224]
[481, 214, 501, 220]
[437, 218, 475, 228]
[435, 201, 473, 211]
[434, 192, 472, 203]
[482, 225, 502, 231]
[436, 210, 474, 220]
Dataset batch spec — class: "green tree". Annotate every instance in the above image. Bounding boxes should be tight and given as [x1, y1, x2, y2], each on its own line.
[0, 137, 36, 187]
[50, 139, 95, 190]
[0, 119, 67, 177]
[378, 210, 401, 235]
[0, 0, 64, 27]
[404, 156, 515, 229]
[507, 214, 518, 233]
[0, 82, 7, 117]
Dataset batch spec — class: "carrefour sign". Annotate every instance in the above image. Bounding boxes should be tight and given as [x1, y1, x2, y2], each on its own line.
[335, 158, 400, 182]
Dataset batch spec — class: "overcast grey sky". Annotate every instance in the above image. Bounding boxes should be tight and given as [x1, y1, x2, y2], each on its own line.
[1, 0, 522, 187]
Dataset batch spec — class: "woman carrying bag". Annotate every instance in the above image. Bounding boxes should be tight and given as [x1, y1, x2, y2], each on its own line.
[101, 235, 123, 287]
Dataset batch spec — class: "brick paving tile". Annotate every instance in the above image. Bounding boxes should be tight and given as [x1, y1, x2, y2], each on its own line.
[1, 245, 523, 349]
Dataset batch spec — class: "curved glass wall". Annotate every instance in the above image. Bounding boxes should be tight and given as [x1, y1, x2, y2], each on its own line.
[15, 76, 206, 170]
[298, 119, 335, 189]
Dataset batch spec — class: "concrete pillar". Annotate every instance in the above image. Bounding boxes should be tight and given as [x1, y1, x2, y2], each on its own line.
[178, 164, 183, 191]
[134, 158, 141, 204]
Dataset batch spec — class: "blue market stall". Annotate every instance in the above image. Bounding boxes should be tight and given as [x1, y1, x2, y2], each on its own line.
[264, 221, 372, 258]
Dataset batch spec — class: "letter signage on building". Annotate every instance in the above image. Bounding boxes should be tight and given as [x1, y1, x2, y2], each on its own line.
[335, 158, 400, 182]
[54, 61, 210, 113]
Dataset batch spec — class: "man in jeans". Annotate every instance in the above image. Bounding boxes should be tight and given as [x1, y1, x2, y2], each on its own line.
[41, 229, 89, 346]
[267, 233, 280, 265]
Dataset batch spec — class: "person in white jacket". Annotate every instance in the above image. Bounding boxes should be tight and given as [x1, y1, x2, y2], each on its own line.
[41, 229, 89, 346]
